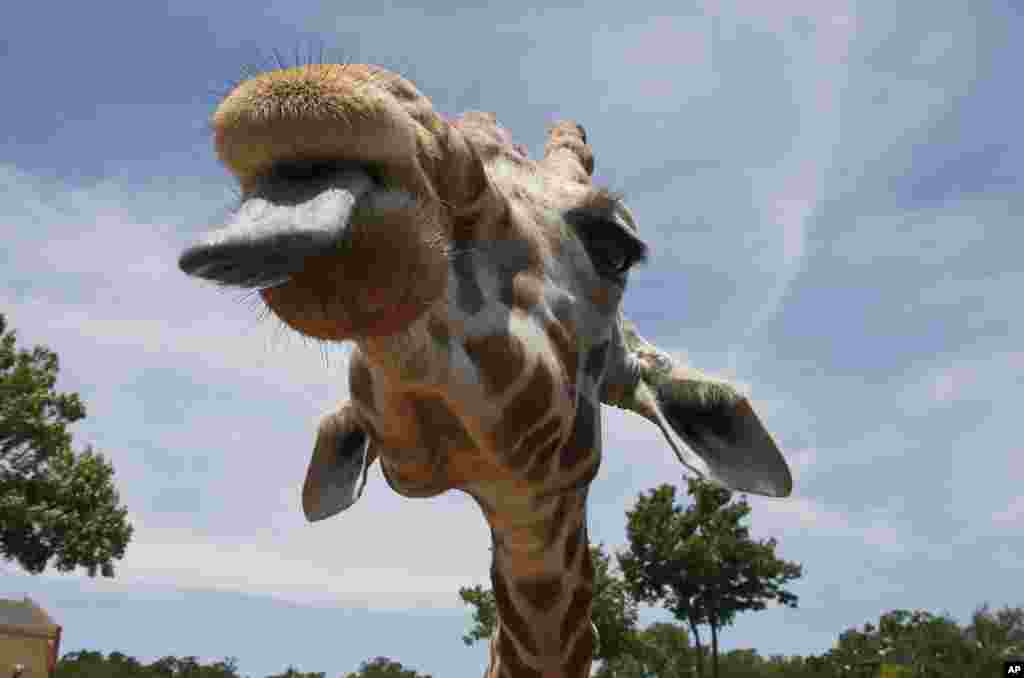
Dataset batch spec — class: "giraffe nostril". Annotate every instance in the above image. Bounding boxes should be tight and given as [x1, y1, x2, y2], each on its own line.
[179, 167, 376, 289]
[271, 160, 342, 183]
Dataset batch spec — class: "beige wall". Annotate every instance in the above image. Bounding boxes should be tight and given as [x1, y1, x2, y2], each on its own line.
[0, 631, 53, 678]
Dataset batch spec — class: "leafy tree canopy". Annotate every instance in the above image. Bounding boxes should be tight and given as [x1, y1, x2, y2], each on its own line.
[459, 542, 641, 663]
[824, 604, 1024, 676]
[51, 602, 1023, 678]
[343, 656, 432, 678]
[0, 314, 133, 576]
[265, 667, 325, 678]
[595, 622, 694, 678]
[618, 479, 802, 678]
[56, 651, 243, 678]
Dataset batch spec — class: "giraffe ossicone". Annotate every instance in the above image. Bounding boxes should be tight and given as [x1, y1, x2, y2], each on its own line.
[179, 63, 792, 678]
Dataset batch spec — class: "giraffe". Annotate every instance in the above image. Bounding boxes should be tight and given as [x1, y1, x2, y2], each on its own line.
[178, 63, 793, 678]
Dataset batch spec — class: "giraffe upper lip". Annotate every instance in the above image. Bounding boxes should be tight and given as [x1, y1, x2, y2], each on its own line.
[178, 166, 376, 289]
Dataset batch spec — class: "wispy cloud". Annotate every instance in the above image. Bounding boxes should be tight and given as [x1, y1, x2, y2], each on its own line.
[992, 495, 1024, 527]
[58, 508, 491, 610]
[2, 1, 1020, 674]
[903, 351, 1024, 411]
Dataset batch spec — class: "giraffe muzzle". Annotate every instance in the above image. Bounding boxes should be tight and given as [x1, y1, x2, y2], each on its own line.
[178, 166, 376, 289]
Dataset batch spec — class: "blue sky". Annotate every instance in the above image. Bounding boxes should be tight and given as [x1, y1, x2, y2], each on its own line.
[2, 1, 1021, 676]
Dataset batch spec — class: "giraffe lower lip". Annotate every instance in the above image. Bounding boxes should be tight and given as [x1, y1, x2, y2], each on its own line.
[178, 167, 375, 289]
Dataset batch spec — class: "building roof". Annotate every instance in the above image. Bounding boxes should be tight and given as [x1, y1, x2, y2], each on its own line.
[0, 596, 56, 629]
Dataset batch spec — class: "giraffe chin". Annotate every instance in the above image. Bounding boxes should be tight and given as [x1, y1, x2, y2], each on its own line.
[258, 285, 429, 340]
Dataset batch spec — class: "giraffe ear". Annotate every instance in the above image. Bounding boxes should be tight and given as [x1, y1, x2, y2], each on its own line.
[302, 405, 377, 521]
[631, 372, 793, 497]
[602, 331, 792, 497]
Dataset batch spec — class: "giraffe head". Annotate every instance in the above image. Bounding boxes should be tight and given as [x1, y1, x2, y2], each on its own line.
[180, 64, 791, 677]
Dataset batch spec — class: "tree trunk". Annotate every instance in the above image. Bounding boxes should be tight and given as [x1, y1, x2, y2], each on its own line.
[710, 619, 719, 678]
[688, 619, 704, 678]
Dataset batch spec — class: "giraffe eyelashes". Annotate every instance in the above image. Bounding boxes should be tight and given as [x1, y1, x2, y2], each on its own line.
[564, 209, 650, 280]
[583, 235, 637, 276]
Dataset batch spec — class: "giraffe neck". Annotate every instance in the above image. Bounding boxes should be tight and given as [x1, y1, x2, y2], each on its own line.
[347, 182, 606, 676]
[483, 493, 596, 678]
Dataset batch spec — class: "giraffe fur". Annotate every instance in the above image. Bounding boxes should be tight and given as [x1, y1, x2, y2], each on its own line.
[179, 63, 793, 678]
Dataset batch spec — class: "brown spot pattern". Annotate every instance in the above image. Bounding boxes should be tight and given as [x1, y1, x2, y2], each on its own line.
[568, 458, 601, 495]
[580, 533, 595, 583]
[542, 494, 571, 550]
[516, 574, 562, 613]
[563, 621, 595, 678]
[349, 359, 375, 414]
[563, 523, 582, 570]
[506, 416, 562, 471]
[583, 341, 609, 381]
[560, 396, 596, 470]
[599, 378, 628, 409]
[559, 586, 592, 666]
[496, 364, 553, 451]
[427, 315, 450, 349]
[465, 333, 526, 396]
[412, 396, 472, 454]
[499, 271, 544, 310]
[199, 63, 652, 678]
[588, 286, 616, 314]
[453, 250, 486, 315]
[546, 319, 578, 386]
[451, 215, 478, 248]
[525, 437, 561, 484]
[493, 566, 539, 658]
[497, 631, 543, 678]
[545, 120, 594, 177]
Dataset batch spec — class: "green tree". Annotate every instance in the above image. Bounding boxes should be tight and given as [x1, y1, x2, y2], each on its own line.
[55, 650, 121, 678]
[594, 622, 694, 678]
[618, 479, 802, 678]
[146, 654, 242, 677]
[594, 650, 647, 678]
[266, 667, 326, 678]
[965, 602, 1024, 673]
[717, 648, 763, 677]
[826, 622, 882, 671]
[459, 542, 641, 664]
[56, 651, 242, 678]
[885, 610, 974, 675]
[343, 656, 432, 678]
[825, 608, 989, 676]
[0, 313, 133, 576]
[763, 652, 832, 678]
[151, 655, 201, 677]
[458, 584, 496, 647]
[202, 657, 244, 678]
[803, 656, 831, 677]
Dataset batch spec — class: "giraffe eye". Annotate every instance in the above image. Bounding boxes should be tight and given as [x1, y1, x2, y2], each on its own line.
[564, 207, 649, 280]
[587, 238, 631, 275]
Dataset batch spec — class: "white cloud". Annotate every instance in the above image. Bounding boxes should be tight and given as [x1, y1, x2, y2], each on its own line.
[992, 495, 1024, 526]
[786, 447, 818, 483]
[993, 543, 1024, 571]
[45, 484, 494, 611]
[600, 380, 943, 569]
[2, 163, 352, 402]
[0, 0, 1015, 626]
[930, 367, 972, 404]
[829, 201, 991, 268]
[902, 350, 1024, 410]
[748, 494, 957, 563]
[602, 3, 863, 373]
[1, 5, 1019, 678]
[590, 15, 719, 112]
